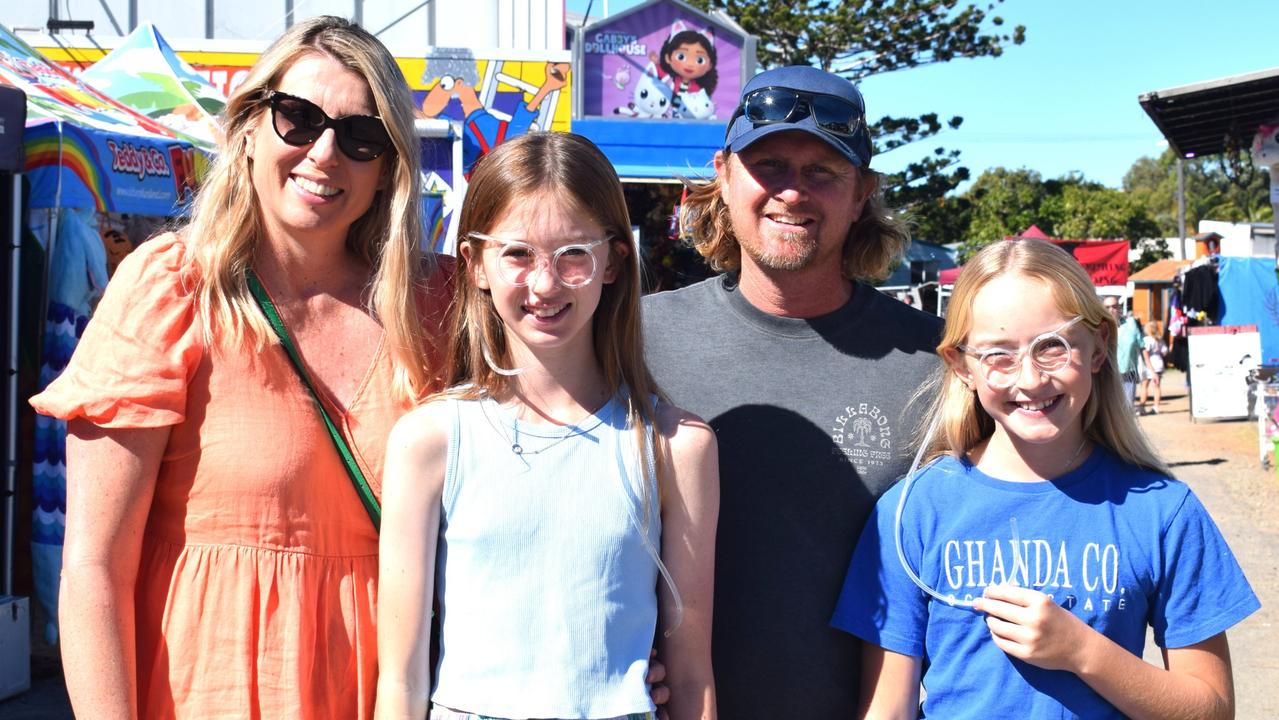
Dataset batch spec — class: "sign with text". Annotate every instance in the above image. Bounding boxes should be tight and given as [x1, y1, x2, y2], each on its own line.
[579, 0, 754, 121]
[1070, 240, 1129, 286]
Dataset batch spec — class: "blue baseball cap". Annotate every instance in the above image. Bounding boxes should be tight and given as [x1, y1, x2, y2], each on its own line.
[724, 65, 872, 168]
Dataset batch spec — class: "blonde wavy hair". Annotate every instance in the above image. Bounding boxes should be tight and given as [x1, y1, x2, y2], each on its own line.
[440, 132, 670, 505]
[679, 155, 910, 282]
[180, 15, 432, 403]
[914, 239, 1168, 475]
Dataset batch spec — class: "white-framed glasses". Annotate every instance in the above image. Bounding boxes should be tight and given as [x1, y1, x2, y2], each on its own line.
[470, 232, 607, 289]
[957, 317, 1084, 389]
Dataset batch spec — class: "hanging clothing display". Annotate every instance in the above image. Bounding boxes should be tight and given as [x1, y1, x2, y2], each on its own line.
[1180, 262, 1220, 323]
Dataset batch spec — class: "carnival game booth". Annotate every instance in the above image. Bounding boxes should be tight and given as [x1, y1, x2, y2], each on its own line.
[572, 0, 756, 290]
[1, 23, 204, 670]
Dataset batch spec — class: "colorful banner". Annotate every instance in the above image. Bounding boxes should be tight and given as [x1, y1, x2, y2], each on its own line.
[1069, 241, 1129, 286]
[0, 23, 191, 142]
[580, 0, 750, 121]
[24, 118, 203, 215]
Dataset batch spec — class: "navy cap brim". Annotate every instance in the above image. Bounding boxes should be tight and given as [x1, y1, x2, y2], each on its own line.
[725, 111, 870, 169]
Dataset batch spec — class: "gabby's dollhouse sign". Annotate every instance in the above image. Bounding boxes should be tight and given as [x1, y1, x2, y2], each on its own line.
[576, 0, 755, 121]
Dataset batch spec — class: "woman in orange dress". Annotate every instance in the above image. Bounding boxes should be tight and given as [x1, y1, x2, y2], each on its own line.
[30, 16, 451, 719]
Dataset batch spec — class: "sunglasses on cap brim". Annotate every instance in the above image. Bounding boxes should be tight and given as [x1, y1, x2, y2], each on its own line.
[267, 91, 392, 162]
[732, 86, 865, 137]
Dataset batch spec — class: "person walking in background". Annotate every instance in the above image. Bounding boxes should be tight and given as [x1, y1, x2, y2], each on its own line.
[642, 65, 941, 717]
[1106, 296, 1143, 408]
[30, 17, 453, 718]
[1139, 320, 1166, 414]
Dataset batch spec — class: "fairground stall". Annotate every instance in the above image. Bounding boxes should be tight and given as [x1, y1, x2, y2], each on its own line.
[29, 31, 545, 255]
[1, 23, 205, 687]
[571, 0, 755, 290]
[1139, 67, 1279, 432]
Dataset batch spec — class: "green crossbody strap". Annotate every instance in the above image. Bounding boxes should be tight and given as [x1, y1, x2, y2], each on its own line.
[245, 269, 381, 531]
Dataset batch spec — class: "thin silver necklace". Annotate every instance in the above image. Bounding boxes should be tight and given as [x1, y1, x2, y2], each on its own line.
[481, 396, 609, 456]
[1061, 437, 1090, 475]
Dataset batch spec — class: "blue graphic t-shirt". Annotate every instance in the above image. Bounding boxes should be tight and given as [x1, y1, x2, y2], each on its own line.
[832, 448, 1260, 719]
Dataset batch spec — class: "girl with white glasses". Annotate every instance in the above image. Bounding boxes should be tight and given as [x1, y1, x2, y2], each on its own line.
[832, 239, 1257, 719]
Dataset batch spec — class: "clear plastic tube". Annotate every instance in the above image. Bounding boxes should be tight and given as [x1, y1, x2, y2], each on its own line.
[480, 335, 524, 376]
[893, 413, 980, 609]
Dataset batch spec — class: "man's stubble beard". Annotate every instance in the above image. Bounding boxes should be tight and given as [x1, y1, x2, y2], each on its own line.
[739, 230, 820, 272]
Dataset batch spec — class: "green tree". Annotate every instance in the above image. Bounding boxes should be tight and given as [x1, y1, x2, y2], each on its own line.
[689, 0, 1026, 210]
[954, 168, 1162, 266]
[959, 168, 1046, 257]
[1043, 184, 1160, 241]
[1122, 148, 1271, 237]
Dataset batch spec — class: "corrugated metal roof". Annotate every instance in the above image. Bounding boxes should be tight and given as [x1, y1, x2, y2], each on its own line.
[1138, 66, 1279, 158]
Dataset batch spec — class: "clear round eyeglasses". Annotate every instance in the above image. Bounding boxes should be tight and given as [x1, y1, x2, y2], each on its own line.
[956, 316, 1084, 389]
[469, 232, 607, 289]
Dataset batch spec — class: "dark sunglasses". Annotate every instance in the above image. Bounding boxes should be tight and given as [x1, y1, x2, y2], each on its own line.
[267, 91, 392, 162]
[732, 86, 865, 137]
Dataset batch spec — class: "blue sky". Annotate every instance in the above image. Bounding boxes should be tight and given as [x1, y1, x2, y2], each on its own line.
[569, 0, 1277, 190]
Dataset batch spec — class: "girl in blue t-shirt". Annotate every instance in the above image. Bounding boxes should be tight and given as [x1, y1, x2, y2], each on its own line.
[375, 133, 719, 719]
[832, 238, 1258, 719]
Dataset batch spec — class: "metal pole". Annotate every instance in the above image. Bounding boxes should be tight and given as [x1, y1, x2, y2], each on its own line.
[129, 0, 137, 32]
[207, 0, 215, 38]
[4, 174, 22, 596]
[285, 0, 294, 29]
[1177, 156, 1186, 253]
[354, 0, 363, 26]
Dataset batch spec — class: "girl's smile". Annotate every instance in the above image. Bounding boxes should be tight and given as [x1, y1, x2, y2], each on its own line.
[465, 191, 621, 364]
[953, 274, 1107, 479]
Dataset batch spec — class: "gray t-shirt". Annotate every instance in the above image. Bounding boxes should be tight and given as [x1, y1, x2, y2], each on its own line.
[642, 274, 942, 718]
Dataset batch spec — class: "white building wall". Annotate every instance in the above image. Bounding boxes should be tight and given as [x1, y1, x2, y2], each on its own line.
[1198, 220, 1277, 258]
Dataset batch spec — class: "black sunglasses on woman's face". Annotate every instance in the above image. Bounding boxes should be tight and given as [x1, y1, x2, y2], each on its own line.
[267, 91, 392, 162]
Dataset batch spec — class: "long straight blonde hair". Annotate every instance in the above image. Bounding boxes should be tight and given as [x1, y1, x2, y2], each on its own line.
[440, 132, 670, 505]
[915, 239, 1168, 475]
[181, 15, 433, 403]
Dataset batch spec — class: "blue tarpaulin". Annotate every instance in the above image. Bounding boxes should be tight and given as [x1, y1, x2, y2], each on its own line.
[575, 118, 725, 180]
[1218, 256, 1279, 366]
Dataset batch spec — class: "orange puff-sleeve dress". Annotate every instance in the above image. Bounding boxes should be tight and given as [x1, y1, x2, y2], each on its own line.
[30, 234, 453, 719]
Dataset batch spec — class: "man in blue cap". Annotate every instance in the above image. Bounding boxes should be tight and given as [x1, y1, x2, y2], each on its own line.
[643, 66, 941, 716]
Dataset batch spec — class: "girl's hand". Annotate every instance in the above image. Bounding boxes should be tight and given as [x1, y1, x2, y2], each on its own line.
[647, 649, 671, 718]
[973, 584, 1091, 673]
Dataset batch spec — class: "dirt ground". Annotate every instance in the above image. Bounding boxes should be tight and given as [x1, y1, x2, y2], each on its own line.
[1136, 370, 1279, 718]
[2, 371, 1276, 718]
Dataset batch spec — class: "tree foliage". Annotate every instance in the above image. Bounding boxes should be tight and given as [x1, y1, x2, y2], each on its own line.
[1122, 148, 1271, 237]
[691, 0, 1024, 76]
[944, 168, 1161, 264]
[687, 0, 1026, 210]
